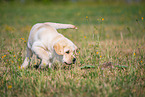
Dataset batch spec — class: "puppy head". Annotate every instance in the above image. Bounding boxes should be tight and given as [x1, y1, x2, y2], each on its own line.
[53, 39, 77, 65]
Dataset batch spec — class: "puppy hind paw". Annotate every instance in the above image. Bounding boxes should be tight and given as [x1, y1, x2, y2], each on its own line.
[21, 66, 25, 69]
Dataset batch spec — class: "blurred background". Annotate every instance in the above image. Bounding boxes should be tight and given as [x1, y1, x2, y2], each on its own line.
[0, 0, 144, 4]
[0, 0, 144, 45]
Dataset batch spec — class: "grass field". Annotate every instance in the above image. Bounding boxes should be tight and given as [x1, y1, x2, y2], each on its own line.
[0, 2, 145, 97]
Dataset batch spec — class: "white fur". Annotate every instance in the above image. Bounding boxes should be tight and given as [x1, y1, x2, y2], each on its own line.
[21, 22, 77, 69]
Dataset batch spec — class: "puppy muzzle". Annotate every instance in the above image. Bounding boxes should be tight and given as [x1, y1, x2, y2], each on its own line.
[64, 58, 76, 65]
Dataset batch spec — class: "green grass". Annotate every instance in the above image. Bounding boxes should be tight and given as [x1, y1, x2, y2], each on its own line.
[0, 2, 145, 97]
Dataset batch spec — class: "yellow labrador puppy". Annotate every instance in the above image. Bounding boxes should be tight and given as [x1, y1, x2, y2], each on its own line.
[21, 22, 77, 69]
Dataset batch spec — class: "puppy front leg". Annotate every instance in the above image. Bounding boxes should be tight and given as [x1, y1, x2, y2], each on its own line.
[21, 47, 33, 69]
[32, 41, 52, 69]
[38, 60, 51, 69]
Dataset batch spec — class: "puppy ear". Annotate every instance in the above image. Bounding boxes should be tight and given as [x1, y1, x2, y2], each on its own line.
[54, 42, 64, 55]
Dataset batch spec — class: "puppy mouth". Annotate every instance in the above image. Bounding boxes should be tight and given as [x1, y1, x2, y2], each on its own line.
[63, 58, 76, 65]
[64, 62, 72, 65]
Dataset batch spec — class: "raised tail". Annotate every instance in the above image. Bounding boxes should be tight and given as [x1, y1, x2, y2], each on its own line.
[44, 22, 77, 29]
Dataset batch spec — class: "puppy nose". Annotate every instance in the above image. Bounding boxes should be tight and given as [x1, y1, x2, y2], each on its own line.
[73, 58, 76, 64]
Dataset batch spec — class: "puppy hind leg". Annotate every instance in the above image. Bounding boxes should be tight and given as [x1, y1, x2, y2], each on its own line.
[21, 47, 33, 69]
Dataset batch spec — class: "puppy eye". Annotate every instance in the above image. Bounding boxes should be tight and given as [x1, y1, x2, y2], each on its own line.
[66, 51, 70, 54]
